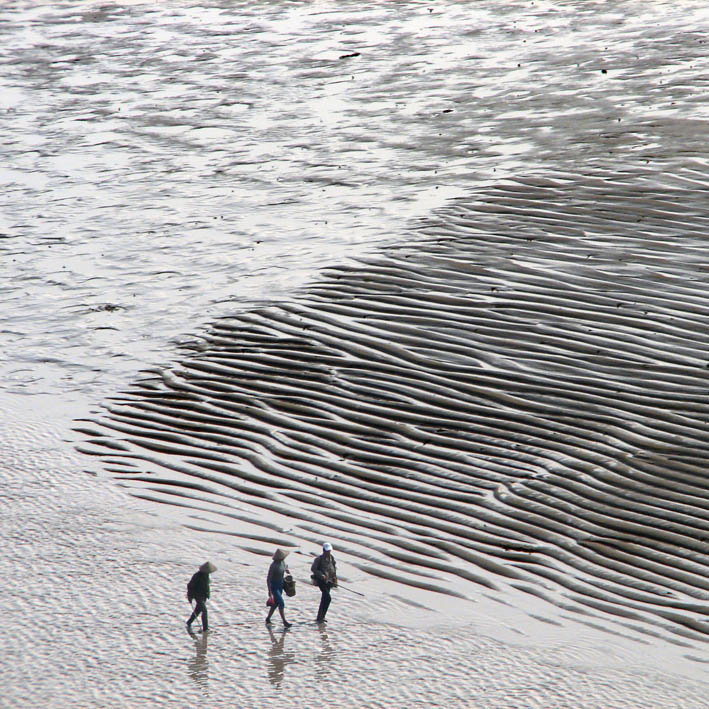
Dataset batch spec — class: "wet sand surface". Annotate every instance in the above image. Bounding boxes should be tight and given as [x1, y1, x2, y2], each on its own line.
[4, 0, 709, 706]
[6, 397, 709, 707]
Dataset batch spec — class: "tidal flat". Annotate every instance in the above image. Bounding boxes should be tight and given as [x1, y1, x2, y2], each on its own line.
[3, 1, 709, 706]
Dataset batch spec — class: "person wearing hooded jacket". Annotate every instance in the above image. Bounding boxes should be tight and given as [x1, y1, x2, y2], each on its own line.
[186, 561, 216, 632]
[311, 542, 337, 623]
[266, 548, 292, 628]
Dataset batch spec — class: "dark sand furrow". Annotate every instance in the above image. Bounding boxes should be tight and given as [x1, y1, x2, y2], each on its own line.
[521, 469, 709, 524]
[297, 310, 709, 378]
[368, 283, 709, 348]
[504, 492, 707, 592]
[201, 350, 346, 370]
[295, 534, 454, 585]
[510, 556, 691, 609]
[108, 452, 295, 506]
[230, 382, 702, 483]
[121, 414, 512, 528]
[528, 476, 709, 531]
[343, 361, 708, 422]
[287, 500, 402, 537]
[570, 598, 709, 644]
[307, 287, 709, 359]
[594, 456, 706, 509]
[239, 394, 628, 484]
[141, 397, 511, 490]
[510, 564, 697, 628]
[465, 202, 709, 233]
[252, 458, 568, 555]
[129, 404, 692, 524]
[531, 547, 699, 602]
[533, 582, 709, 643]
[535, 484, 709, 550]
[192, 458, 517, 546]
[333, 307, 709, 370]
[171, 376, 550, 470]
[513, 557, 708, 625]
[273, 430, 493, 494]
[548, 564, 709, 613]
[472, 265, 709, 314]
[350, 563, 469, 598]
[260, 446, 489, 507]
[492, 487, 709, 563]
[110, 414, 708, 604]
[578, 542, 709, 598]
[185, 389, 543, 479]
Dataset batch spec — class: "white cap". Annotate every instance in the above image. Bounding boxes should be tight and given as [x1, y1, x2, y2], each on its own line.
[323, 542, 333, 552]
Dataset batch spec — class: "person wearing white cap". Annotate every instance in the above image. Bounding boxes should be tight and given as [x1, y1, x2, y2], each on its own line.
[186, 561, 217, 632]
[266, 549, 292, 628]
[311, 542, 337, 623]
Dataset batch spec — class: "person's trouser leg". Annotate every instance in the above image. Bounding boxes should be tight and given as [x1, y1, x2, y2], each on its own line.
[317, 581, 331, 621]
[197, 599, 208, 631]
[272, 582, 290, 626]
[187, 607, 197, 628]
[188, 598, 208, 631]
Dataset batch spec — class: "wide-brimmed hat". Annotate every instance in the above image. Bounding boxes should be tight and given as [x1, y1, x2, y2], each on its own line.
[323, 542, 333, 552]
[273, 548, 290, 561]
[199, 561, 217, 573]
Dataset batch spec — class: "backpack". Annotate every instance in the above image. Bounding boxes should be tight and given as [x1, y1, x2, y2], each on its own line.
[187, 572, 198, 602]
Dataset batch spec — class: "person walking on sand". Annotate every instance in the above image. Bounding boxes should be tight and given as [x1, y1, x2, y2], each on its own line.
[311, 542, 337, 623]
[266, 549, 292, 628]
[186, 561, 216, 632]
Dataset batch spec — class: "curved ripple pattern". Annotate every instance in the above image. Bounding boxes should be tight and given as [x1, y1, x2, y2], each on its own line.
[79, 170, 709, 646]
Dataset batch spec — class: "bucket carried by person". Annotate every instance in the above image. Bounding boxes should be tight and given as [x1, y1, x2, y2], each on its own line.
[283, 574, 296, 597]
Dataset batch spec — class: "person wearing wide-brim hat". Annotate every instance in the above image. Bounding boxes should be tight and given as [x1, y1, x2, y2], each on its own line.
[266, 549, 292, 628]
[186, 561, 216, 632]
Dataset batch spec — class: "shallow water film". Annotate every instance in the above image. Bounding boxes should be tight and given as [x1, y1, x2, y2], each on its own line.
[4, 1, 709, 706]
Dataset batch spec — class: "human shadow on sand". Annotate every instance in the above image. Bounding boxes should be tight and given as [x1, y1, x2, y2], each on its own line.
[187, 628, 209, 693]
[267, 625, 295, 689]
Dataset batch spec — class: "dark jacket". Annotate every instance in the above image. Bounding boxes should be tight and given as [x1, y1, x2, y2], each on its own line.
[187, 570, 210, 602]
[311, 553, 337, 585]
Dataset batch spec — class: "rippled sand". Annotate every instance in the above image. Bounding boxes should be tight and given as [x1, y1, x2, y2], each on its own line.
[5, 398, 709, 708]
[5, 0, 709, 706]
[79, 170, 709, 655]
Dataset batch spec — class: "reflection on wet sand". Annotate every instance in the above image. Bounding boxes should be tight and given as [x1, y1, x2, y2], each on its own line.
[315, 625, 336, 680]
[187, 629, 209, 694]
[267, 626, 295, 689]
